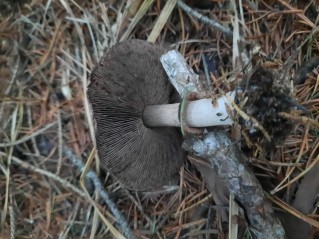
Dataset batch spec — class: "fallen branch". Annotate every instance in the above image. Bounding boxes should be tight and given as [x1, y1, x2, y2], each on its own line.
[177, 0, 233, 38]
[7, 149, 134, 238]
[62, 146, 137, 239]
[183, 132, 286, 239]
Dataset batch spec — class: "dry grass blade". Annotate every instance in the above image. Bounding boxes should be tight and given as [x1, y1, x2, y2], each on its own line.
[225, 94, 271, 141]
[272, 126, 309, 194]
[120, 0, 155, 41]
[116, 0, 143, 39]
[229, 194, 239, 239]
[272, 151, 319, 195]
[147, 0, 178, 43]
[278, 112, 319, 129]
[81, 46, 96, 145]
[268, 194, 319, 229]
[2, 99, 23, 227]
[230, 0, 240, 68]
[55, 107, 63, 175]
[275, 0, 316, 28]
[173, 192, 212, 218]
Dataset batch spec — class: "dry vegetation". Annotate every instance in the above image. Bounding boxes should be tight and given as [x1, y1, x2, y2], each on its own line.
[0, 0, 319, 238]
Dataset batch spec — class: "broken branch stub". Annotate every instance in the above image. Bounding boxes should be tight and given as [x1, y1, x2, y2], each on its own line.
[160, 50, 202, 94]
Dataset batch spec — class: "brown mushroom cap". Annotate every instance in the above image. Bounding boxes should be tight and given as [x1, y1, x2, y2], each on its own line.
[87, 39, 185, 191]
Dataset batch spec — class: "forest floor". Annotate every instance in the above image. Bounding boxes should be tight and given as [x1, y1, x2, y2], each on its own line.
[0, 0, 319, 238]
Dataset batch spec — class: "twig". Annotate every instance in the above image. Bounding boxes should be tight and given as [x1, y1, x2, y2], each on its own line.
[4, 147, 135, 239]
[3, 152, 87, 198]
[9, 206, 15, 239]
[177, 0, 233, 38]
[56, 107, 63, 175]
[0, 121, 57, 148]
[26, 105, 40, 155]
[62, 146, 137, 239]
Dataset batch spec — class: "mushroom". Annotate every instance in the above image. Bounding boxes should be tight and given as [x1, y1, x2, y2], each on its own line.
[87, 39, 233, 191]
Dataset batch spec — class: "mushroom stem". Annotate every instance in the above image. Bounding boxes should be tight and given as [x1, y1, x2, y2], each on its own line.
[143, 91, 235, 128]
[143, 103, 181, 127]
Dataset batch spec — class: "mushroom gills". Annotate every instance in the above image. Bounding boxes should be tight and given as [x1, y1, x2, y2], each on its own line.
[87, 39, 185, 191]
[88, 39, 234, 191]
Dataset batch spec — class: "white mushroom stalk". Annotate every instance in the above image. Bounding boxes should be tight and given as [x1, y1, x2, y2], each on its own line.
[143, 91, 235, 127]
[142, 50, 236, 128]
